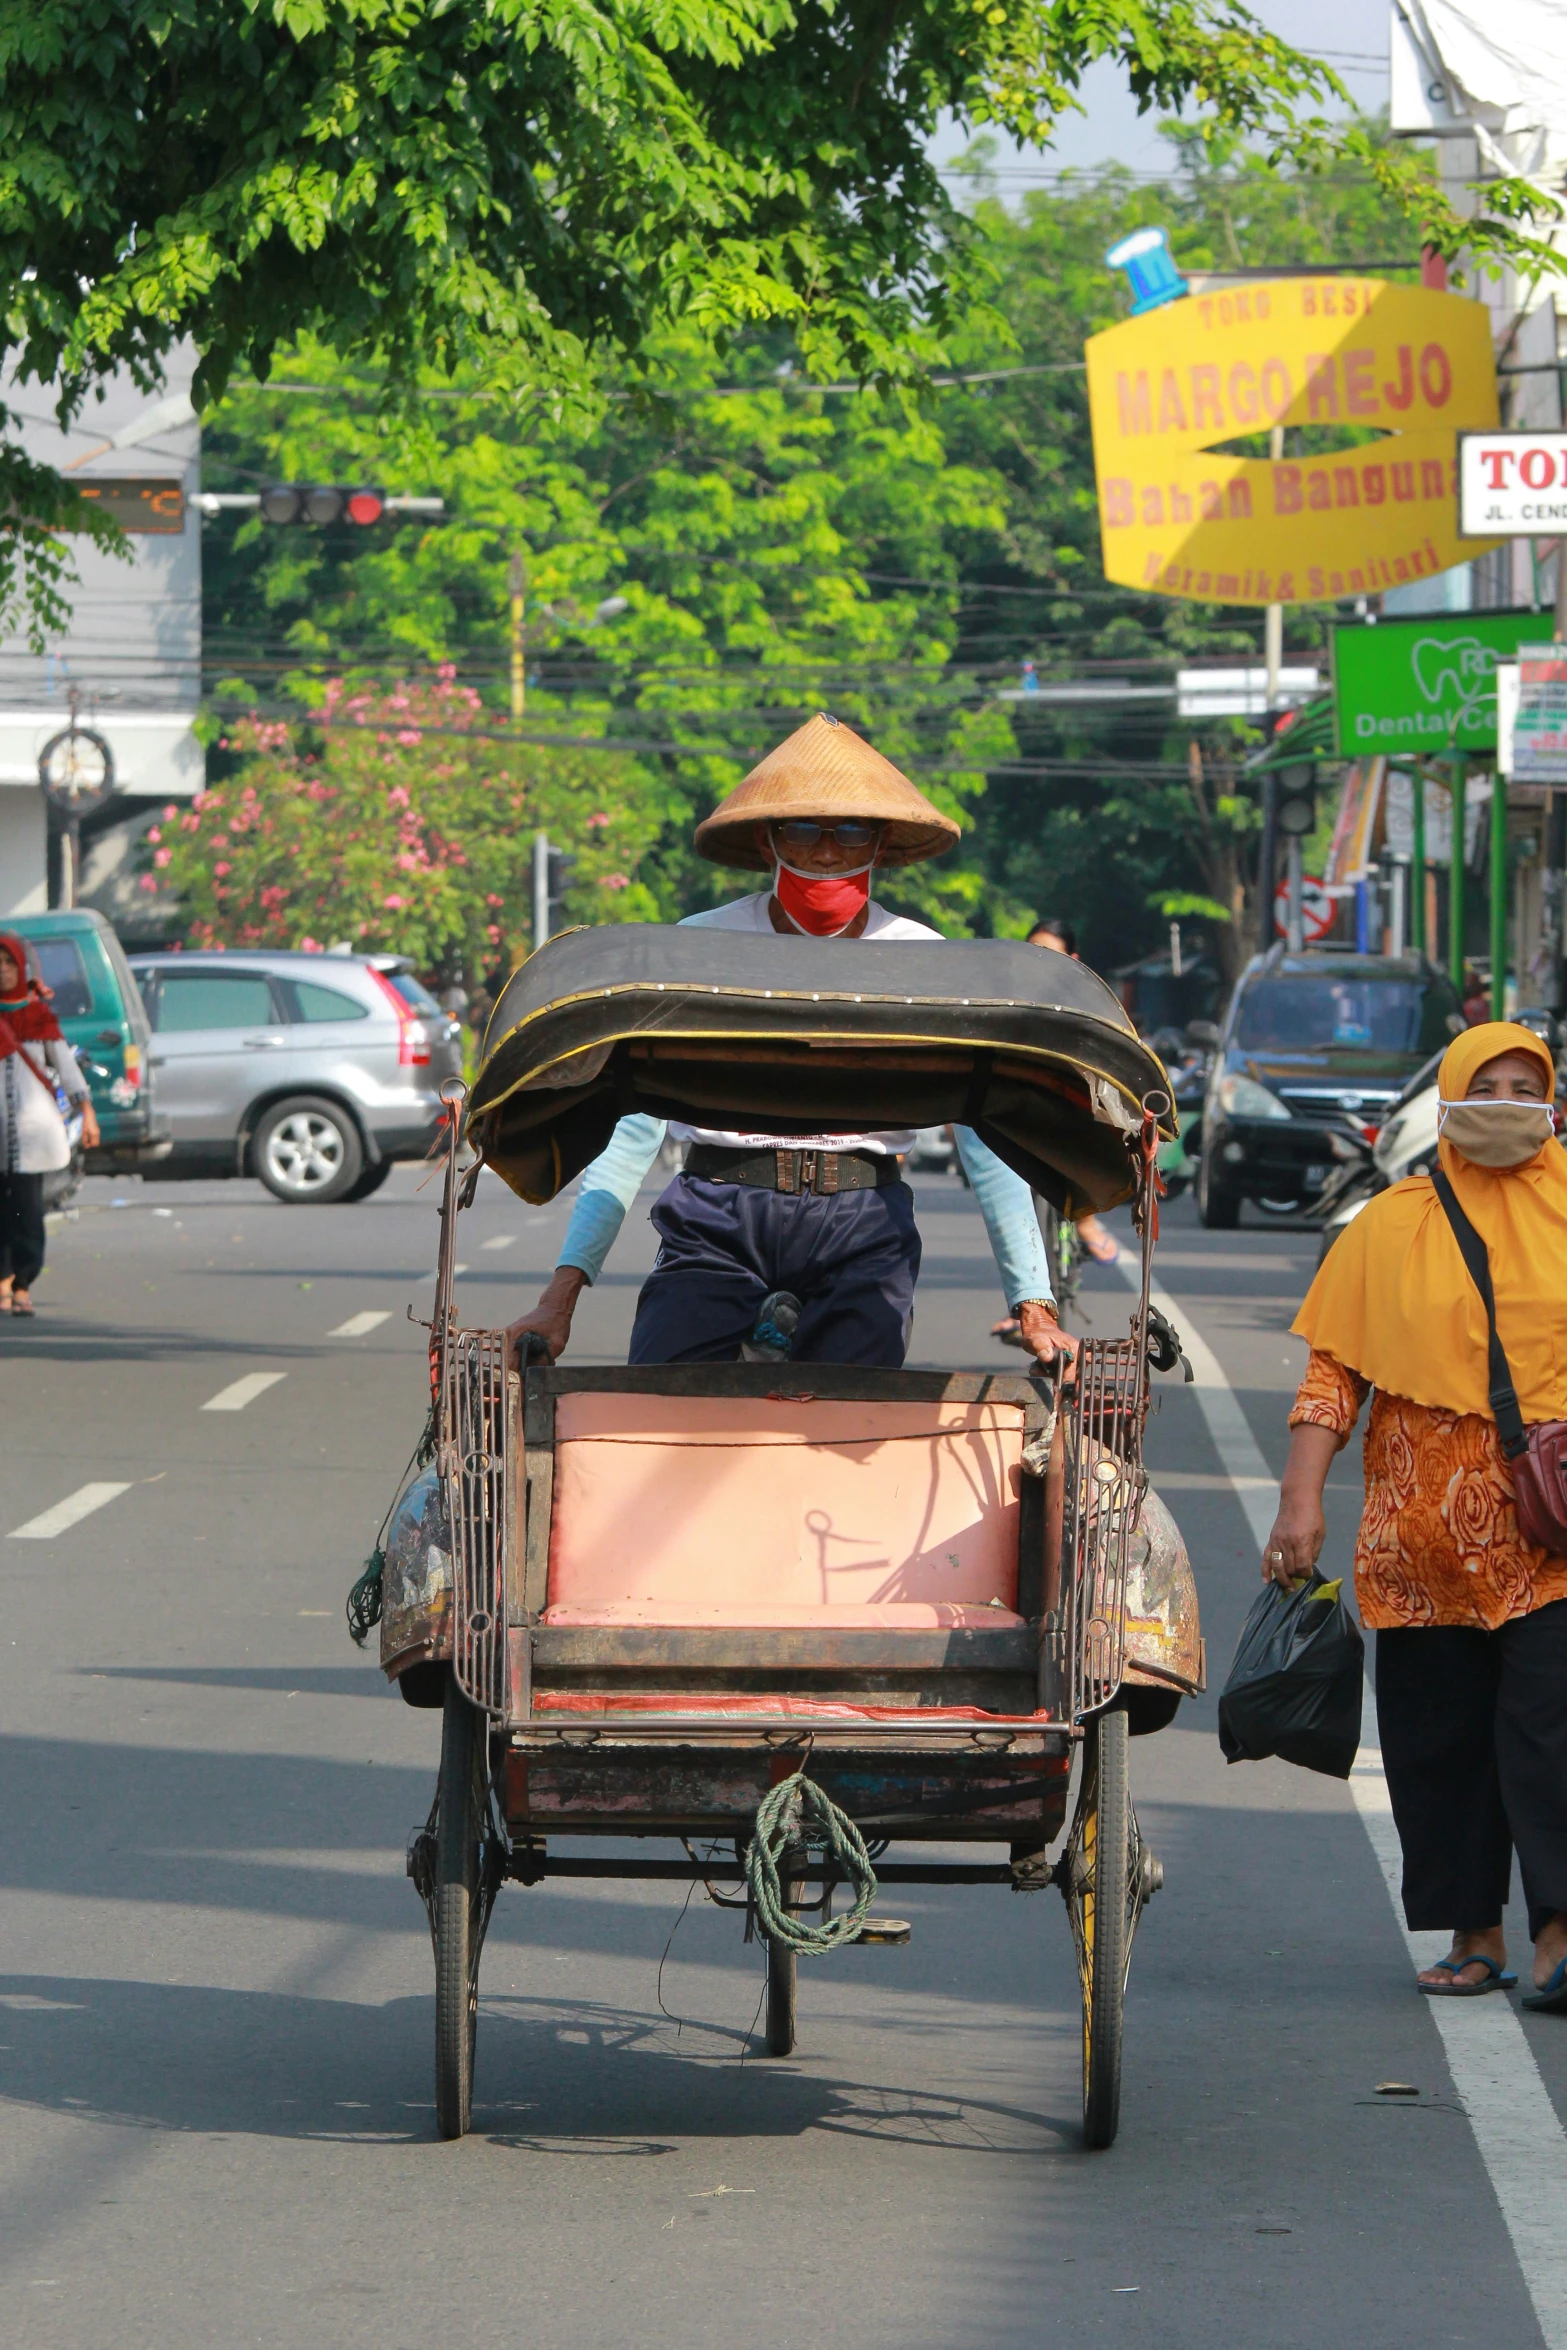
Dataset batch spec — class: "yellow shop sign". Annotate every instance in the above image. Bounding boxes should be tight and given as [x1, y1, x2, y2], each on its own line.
[1086, 278, 1501, 606]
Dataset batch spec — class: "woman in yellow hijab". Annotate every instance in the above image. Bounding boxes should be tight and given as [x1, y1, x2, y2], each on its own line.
[1265, 1023, 1567, 2010]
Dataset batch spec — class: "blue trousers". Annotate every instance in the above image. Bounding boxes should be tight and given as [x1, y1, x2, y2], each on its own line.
[628, 1174, 922, 1366]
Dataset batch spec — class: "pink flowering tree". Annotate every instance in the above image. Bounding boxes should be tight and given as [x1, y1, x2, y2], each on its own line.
[149, 671, 662, 969]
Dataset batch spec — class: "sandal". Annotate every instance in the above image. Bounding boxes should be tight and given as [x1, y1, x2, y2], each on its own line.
[1418, 1954, 1517, 1997]
[1521, 1956, 1567, 2013]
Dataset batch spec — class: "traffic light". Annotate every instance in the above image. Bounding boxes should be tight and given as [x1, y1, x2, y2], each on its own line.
[259, 484, 386, 526]
[546, 846, 577, 907]
[1274, 762, 1317, 838]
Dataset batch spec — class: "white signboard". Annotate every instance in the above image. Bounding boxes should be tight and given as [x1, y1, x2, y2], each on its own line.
[1458, 430, 1567, 536]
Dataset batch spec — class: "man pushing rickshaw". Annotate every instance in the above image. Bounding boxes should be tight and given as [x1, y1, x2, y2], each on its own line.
[507, 713, 1077, 1376]
[362, 708, 1199, 2154]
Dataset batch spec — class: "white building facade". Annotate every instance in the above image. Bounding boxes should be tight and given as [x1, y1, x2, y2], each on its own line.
[0, 348, 203, 928]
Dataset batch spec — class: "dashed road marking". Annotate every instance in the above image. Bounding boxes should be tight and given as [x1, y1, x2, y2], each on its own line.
[10, 1483, 133, 1540]
[480, 1235, 516, 1252]
[202, 1371, 287, 1413]
[328, 1311, 391, 1338]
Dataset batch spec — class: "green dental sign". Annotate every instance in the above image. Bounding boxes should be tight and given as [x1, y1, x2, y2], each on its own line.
[1332, 611, 1539, 755]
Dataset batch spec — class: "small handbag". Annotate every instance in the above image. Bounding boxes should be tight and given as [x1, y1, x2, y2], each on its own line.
[1433, 1169, 1567, 1554]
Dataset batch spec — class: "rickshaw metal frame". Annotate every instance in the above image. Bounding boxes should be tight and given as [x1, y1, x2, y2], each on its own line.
[426, 1078, 1165, 1763]
[407, 954, 1178, 2145]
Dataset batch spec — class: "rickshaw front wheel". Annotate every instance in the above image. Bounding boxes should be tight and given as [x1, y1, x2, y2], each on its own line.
[1065, 1707, 1142, 2152]
[434, 1672, 485, 2140]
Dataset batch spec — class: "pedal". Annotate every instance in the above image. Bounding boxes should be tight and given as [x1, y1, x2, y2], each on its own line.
[851, 1916, 911, 1946]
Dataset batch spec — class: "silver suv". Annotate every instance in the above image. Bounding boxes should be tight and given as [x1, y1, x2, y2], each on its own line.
[127, 950, 464, 1203]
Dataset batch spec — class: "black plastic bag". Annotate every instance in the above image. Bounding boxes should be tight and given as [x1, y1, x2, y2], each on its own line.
[1218, 1570, 1365, 1779]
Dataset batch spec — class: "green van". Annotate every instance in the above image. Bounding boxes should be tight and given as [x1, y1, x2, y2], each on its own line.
[6, 909, 171, 1173]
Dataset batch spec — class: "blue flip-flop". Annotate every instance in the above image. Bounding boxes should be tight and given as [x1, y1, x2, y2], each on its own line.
[1521, 1957, 1567, 2013]
[1419, 1955, 1518, 1997]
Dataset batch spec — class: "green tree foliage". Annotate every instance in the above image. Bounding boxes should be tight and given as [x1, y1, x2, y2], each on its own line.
[195, 330, 1020, 948]
[168, 118, 1556, 980]
[0, 0, 1454, 640]
[154, 672, 661, 965]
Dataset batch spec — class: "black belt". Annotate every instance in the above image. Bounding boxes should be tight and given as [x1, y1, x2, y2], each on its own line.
[685, 1144, 900, 1195]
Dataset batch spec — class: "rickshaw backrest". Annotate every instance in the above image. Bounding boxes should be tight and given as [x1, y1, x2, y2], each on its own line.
[545, 1393, 1026, 1627]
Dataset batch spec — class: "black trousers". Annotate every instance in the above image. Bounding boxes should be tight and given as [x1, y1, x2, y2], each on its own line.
[1376, 1598, 1567, 1942]
[0, 1172, 46, 1289]
[628, 1174, 921, 1366]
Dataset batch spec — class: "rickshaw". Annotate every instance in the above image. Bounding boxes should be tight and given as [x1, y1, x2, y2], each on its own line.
[367, 926, 1203, 2150]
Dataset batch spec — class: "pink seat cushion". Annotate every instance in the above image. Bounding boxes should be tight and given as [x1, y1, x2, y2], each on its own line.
[544, 1392, 1024, 1627]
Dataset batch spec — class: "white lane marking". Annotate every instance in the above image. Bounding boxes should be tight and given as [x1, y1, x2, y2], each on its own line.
[1123, 1258, 1567, 2347]
[328, 1311, 390, 1338]
[1351, 1717, 1567, 2341]
[481, 1235, 516, 1252]
[9, 1483, 132, 1541]
[202, 1371, 287, 1413]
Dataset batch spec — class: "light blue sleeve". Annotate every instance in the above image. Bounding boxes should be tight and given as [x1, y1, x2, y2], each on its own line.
[952, 1125, 1054, 1310]
[557, 1113, 668, 1282]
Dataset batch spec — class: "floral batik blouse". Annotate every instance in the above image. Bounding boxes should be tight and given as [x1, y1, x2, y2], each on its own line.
[1289, 1347, 1567, 1630]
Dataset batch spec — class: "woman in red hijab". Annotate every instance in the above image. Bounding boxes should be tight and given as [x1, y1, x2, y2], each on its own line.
[0, 931, 98, 1317]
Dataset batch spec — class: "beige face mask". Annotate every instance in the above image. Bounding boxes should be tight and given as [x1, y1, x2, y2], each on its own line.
[1438, 1098, 1556, 1167]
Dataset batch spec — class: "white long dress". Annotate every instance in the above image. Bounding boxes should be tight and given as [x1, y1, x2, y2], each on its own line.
[0, 1035, 89, 1176]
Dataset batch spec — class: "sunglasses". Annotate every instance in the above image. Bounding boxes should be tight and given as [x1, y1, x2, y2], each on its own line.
[772, 820, 880, 849]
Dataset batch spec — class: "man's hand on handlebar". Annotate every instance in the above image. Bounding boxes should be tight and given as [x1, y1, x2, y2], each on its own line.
[506, 1265, 587, 1367]
[1017, 1298, 1079, 1377]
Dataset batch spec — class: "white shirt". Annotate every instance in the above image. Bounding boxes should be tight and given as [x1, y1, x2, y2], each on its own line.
[670, 893, 940, 1155]
[1, 1035, 88, 1175]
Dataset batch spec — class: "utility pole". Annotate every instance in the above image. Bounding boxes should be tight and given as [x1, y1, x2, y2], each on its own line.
[1491, 764, 1509, 1019]
[1264, 422, 1284, 709]
[509, 551, 526, 721]
[533, 832, 550, 954]
[1449, 752, 1467, 993]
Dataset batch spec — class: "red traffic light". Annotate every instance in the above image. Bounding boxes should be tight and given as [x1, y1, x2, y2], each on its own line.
[258, 484, 386, 526]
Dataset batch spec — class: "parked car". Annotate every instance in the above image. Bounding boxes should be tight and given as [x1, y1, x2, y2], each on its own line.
[127, 950, 464, 1202]
[1194, 947, 1466, 1229]
[6, 908, 169, 1186]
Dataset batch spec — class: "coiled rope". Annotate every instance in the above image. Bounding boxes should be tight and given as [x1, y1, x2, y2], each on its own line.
[744, 1769, 879, 1953]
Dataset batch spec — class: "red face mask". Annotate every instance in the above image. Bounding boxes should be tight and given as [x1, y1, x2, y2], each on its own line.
[772, 863, 872, 937]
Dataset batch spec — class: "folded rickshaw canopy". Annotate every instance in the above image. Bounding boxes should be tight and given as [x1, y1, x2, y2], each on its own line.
[469, 925, 1174, 1211]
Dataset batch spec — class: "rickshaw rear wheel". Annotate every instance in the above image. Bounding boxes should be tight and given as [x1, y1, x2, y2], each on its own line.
[434, 1671, 486, 2140]
[1065, 1707, 1140, 2152]
[764, 1866, 803, 2056]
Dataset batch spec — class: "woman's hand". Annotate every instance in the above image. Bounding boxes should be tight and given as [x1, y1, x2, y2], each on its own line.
[79, 1102, 100, 1151]
[507, 1265, 587, 1367]
[1261, 1422, 1338, 1586]
[1261, 1492, 1326, 1587]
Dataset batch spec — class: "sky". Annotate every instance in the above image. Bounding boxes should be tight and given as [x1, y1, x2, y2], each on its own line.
[932, 0, 1389, 187]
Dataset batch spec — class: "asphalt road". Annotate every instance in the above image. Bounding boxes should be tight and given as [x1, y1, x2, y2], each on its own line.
[2, 1164, 1563, 2349]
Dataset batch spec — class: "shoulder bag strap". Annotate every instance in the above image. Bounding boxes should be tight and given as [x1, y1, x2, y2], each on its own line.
[5, 1038, 57, 1098]
[1431, 1168, 1529, 1458]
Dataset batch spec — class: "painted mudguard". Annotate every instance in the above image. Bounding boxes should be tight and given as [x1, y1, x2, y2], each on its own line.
[380, 1468, 452, 1682]
[1122, 1479, 1205, 1700]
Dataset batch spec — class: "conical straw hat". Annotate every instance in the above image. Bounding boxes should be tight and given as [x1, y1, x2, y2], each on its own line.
[694, 713, 960, 871]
